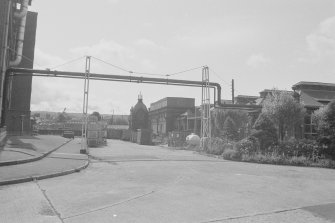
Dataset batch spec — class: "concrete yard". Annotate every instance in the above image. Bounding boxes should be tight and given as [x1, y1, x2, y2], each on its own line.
[1, 139, 335, 223]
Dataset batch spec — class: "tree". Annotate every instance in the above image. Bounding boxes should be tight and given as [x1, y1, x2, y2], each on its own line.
[223, 116, 238, 141]
[262, 90, 305, 140]
[56, 112, 69, 123]
[91, 111, 102, 121]
[312, 106, 327, 133]
[312, 100, 335, 158]
[251, 113, 277, 150]
[212, 109, 249, 140]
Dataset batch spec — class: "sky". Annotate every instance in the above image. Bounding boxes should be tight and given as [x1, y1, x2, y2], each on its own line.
[28, 0, 335, 114]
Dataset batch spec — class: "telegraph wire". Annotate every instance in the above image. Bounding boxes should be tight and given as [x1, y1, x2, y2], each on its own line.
[167, 66, 204, 77]
[49, 56, 85, 70]
[91, 56, 204, 77]
[91, 56, 130, 73]
[209, 68, 231, 87]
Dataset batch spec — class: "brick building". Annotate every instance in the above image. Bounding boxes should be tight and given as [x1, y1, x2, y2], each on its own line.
[149, 97, 195, 136]
[292, 81, 335, 138]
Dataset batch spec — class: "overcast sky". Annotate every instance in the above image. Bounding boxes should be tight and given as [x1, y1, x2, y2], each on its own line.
[28, 0, 335, 114]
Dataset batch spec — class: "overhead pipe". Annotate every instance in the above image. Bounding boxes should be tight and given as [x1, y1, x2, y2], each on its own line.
[5, 67, 223, 105]
[9, 0, 29, 66]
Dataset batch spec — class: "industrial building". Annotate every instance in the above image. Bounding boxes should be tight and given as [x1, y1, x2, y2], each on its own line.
[292, 81, 335, 138]
[0, 0, 37, 135]
[149, 97, 195, 136]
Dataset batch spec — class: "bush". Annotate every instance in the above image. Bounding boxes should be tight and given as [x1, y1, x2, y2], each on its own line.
[235, 137, 260, 155]
[222, 148, 241, 160]
[269, 139, 320, 159]
[312, 159, 335, 168]
[206, 137, 225, 155]
[202, 137, 235, 155]
[212, 109, 249, 140]
[261, 90, 305, 140]
[313, 100, 335, 159]
[251, 113, 277, 151]
[241, 152, 284, 164]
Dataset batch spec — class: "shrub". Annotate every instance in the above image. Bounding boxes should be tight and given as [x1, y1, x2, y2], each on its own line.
[202, 137, 236, 155]
[241, 153, 267, 163]
[212, 109, 249, 140]
[222, 148, 241, 160]
[313, 159, 335, 168]
[261, 90, 305, 140]
[269, 139, 321, 159]
[287, 156, 309, 166]
[235, 137, 260, 155]
[241, 152, 284, 164]
[313, 100, 335, 159]
[205, 137, 225, 155]
[251, 113, 277, 151]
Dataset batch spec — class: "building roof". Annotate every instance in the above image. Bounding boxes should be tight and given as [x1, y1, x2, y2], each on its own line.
[220, 99, 233, 104]
[259, 89, 293, 94]
[235, 95, 259, 99]
[133, 99, 148, 113]
[292, 81, 335, 90]
[299, 90, 335, 108]
[215, 103, 261, 111]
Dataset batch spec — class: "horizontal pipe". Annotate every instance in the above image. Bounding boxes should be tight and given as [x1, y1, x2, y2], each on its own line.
[12, 73, 215, 88]
[5, 67, 222, 106]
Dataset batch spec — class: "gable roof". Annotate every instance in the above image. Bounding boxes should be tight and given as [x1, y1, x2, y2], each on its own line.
[299, 90, 335, 108]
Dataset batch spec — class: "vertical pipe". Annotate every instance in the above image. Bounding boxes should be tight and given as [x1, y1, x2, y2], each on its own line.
[9, 0, 30, 66]
[0, 0, 12, 126]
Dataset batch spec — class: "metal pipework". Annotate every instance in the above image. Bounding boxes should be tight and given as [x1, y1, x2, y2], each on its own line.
[2, 67, 223, 125]
[14, 0, 29, 18]
[5, 67, 223, 106]
[9, 0, 29, 66]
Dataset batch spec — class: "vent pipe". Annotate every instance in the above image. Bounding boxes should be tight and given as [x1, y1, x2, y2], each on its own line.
[9, 0, 29, 67]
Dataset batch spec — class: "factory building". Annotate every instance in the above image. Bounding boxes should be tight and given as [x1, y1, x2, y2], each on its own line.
[149, 97, 195, 136]
[0, 0, 37, 135]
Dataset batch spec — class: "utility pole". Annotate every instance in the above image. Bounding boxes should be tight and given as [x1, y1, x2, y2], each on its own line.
[201, 66, 211, 150]
[81, 56, 91, 154]
[232, 79, 235, 104]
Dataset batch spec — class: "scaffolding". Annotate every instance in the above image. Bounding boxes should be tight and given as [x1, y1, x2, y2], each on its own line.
[201, 66, 211, 149]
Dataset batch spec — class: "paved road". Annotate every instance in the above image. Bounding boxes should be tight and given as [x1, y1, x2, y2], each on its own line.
[0, 138, 87, 184]
[1, 139, 335, 223]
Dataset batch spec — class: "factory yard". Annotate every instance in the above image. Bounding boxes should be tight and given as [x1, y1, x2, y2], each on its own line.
[1, 139, 335, 223]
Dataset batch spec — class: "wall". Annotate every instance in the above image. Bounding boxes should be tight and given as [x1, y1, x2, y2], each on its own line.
[6, 11, 37, 134]
[149, 97, 195, 136]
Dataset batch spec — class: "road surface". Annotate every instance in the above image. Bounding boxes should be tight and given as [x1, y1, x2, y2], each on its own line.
[1, 139, 335, 222]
